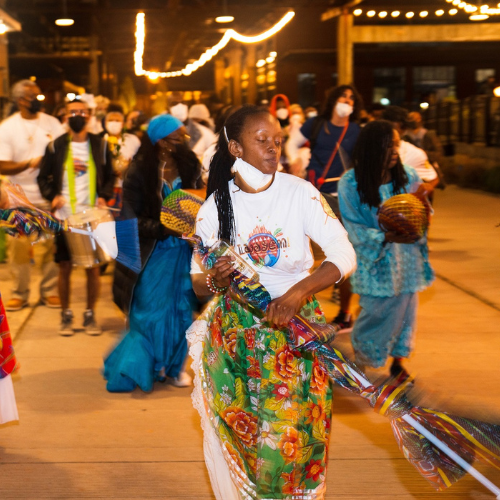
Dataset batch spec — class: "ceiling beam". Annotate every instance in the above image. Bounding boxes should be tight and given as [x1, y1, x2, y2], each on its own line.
[352, 23, 500, 42]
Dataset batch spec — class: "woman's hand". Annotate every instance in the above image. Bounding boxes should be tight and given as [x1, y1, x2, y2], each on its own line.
[51, 195, 65, 210]
[264, 289, 304, 328]
[384, 231, 419, 244]
[212, 255, 234, 288]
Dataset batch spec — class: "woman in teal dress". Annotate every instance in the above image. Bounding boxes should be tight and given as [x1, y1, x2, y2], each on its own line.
[338, 120, 434, 377]
[104, 114, 201, 392]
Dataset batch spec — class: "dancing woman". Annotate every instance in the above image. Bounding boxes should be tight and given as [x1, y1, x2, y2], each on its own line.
[337, 120, 434, 377]
[104, 114, 200, 392]
[188, 105, 356, 498]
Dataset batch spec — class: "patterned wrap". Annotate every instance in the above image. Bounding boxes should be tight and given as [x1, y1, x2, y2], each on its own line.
[0, 207, 67, 238]
[0, 295, 17, 379]
[189, 238, 500, 497]
[160, 189, 204, 235]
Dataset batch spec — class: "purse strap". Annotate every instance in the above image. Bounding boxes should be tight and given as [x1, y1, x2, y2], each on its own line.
[315, 121, 349, 189]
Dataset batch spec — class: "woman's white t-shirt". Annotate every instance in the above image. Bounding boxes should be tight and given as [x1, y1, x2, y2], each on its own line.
[191, 172, 356, 299]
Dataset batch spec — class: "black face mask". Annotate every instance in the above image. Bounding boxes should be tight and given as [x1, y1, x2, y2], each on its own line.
[68, 115, 86, 133]
[27, 99, 42, 114]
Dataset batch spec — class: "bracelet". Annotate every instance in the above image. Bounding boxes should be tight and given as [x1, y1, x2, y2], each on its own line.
[206, 274, 228, 294]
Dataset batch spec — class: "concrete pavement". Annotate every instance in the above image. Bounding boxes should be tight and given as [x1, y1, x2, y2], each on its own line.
[1, 185, 500, 499]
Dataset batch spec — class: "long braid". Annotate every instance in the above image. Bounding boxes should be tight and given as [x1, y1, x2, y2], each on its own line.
[207, 105, 269, 244]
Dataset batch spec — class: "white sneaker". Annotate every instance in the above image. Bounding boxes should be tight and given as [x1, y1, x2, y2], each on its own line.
[171, 371, 192, 387]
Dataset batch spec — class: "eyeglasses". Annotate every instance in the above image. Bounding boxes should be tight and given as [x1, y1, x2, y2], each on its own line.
[68, 110, 89, 117]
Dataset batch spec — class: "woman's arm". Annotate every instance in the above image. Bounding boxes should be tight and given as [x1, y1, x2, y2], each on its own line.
[264, 261, 341, 327]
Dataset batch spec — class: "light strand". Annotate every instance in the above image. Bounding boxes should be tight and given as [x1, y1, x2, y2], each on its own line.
[353, 5, 499, 19]
[135, 11, 295, 79]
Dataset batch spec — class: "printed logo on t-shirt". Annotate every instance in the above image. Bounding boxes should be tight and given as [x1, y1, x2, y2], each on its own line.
[237, 225, 289, 268]
[73, 157, 88, 177]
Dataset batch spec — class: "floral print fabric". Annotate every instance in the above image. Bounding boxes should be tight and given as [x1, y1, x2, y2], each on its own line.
[196, 294, 333, 499]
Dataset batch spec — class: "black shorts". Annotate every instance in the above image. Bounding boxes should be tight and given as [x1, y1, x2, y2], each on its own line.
[55, 233, 71, 263]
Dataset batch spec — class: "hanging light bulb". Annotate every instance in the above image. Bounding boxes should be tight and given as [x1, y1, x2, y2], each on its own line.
[215, 0, 234, 23]
[55, 0, 74, 26]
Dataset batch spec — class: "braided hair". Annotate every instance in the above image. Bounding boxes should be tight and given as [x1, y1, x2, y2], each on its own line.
[352, 120, 408, 208]
[206, 104, 270, 244]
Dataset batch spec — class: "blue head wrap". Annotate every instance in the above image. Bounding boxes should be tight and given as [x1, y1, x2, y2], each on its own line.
[147, 114, 183, 144]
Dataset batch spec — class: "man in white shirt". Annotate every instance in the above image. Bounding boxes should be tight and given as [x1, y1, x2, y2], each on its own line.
[382, 106, 439, 188]
[0, 80, 65, 311]
[38, 98, 114, 336]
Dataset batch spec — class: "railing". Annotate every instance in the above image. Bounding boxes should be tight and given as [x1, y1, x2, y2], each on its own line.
[425, 95, 500, 148]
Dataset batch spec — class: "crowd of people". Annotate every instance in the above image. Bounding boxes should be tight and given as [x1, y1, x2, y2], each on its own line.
[0, 77, 445, 498]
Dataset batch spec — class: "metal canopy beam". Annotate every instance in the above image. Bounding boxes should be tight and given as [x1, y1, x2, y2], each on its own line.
[352, 23, 500, 43]
[0, 8, 22, 31]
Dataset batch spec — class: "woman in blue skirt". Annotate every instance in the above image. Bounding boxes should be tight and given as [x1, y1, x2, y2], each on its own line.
[338, 120, 434, 377]
[104, 114, 201, 392]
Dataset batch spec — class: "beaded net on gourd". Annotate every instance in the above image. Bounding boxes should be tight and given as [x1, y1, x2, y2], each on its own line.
[160, 189, 204, 235]
[378, 193, 430, 239]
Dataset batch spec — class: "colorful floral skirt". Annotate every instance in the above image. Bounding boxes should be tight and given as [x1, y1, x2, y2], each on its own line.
[0, 294, 18, 424]
[188, 294, 333, 499]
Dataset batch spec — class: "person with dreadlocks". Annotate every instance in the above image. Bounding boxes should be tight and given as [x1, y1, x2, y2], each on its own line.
[337, 120, 434, 378]
[104, 114, 201, 392]
[187, 105, 356, 499]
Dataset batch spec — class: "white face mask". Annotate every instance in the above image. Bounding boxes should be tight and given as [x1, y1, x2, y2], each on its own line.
[170, 103, 188, 122]
[335, 102, 353, 118]
[106, 121, 123, 136]
[276, 108, 289, 120]
[306, 110, 318, 119]
[231, 157, 274, 191]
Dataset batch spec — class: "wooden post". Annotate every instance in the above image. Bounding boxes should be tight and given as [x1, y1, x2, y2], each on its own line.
[337, 11, 353, 86]
[214, 58, 226, 102]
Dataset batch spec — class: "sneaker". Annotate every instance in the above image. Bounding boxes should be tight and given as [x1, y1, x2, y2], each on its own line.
[40, 296, 61, 309]
[59, 309, 74, 336]
[390, 358, 410, 381]
[83, 309, 102, 336]
[331, 311, 353, 334]
[171, 371, 192, 387]
[6, 298, 28, 311]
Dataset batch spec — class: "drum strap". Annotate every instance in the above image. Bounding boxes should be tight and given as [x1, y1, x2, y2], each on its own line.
[65, 140, 97, 214]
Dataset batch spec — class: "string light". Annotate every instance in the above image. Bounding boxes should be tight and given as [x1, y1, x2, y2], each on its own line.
[135, 11, 295, 79]
[348, 2, 499, 19]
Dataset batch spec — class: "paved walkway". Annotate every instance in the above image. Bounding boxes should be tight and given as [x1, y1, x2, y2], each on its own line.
[2, 185, 500, 499]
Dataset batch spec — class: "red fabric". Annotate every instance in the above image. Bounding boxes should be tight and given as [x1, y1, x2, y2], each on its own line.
[0, 296, 17, 378]
[269, 94, 291, 117]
